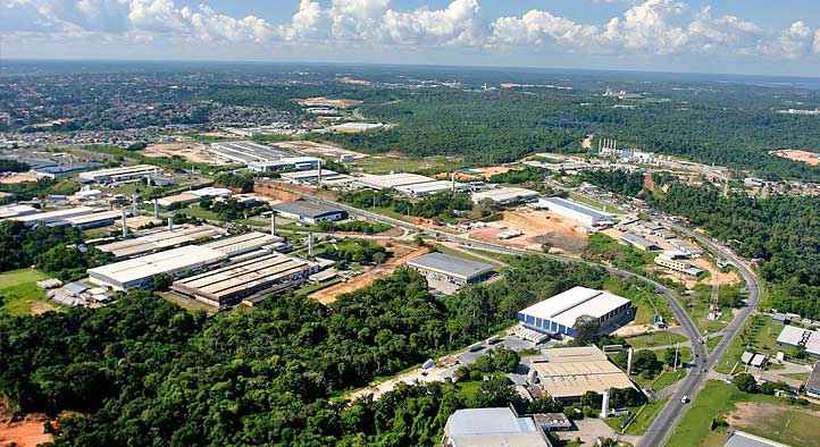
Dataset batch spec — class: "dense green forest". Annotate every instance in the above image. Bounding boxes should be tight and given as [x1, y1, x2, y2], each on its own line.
[649, 183, 820, 318]
[0, 257, 611, 446]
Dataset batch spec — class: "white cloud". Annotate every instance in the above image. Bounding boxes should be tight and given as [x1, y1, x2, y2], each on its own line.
[1, 0, 818, 62]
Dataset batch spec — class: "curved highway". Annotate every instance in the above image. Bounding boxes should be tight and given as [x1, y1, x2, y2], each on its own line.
[301, 194, 760, 447]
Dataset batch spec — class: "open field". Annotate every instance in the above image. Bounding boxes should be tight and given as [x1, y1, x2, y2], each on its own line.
[727, 402, 820, 447]
[468, 209, 588, 254]
[625, 397, 669, 435]
[770, 149, 820, 167]
[0, 269, 57, 316]
[310, 243, 429, 305]
[352, 154, 457, 174]
[669, 380, 820, 447]
[273, 140, 367, 160]
[715, 315, 785, 373]
[142, 142, 230, 166]
[625, 331, 687, 349]
[0, 414, 52, 447]
[0, 172, 41, 184]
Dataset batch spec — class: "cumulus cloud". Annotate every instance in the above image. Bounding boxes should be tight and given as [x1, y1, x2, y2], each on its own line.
[1, 0, 818, 61]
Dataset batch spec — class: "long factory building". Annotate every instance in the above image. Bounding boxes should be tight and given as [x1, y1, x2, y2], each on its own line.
[536, 196, 616, 228]
[517, 286, 633, 337]
[209, 141, 320, 172]
[78, 164, 161, 184]
[96, 224, 225, 259]
[88, 232, 280, 291]
[171, 252, 317, 308]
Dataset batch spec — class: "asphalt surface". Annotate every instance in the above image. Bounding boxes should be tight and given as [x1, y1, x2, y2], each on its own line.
[637, 225, 760, 447]
[304, 194, 760, 447]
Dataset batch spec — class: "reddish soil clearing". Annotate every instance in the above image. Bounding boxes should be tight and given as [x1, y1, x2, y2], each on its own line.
[310, 243, 429, 305]
[771, 149, 820, 166]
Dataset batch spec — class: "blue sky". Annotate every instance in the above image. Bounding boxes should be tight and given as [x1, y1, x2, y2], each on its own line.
[2, 0, 820, 76]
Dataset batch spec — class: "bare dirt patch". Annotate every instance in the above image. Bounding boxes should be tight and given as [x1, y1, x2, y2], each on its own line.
[693, 257, 740, 286]
[726, 402, 820, 447]
[143, 142, 229, 166]
[296, 97, 363, 108]
[0, 172, 41, 184]
[770, 149, 820, 167]
[310, 243, 429, 305]
[469, 209, 587, 253]
[273, 140, 367, 160]
[0, 407, 53, 447]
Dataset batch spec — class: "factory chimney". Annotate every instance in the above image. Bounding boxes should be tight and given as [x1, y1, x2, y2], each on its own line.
[167, 216, 173, 231]
[627, 347, 634, 376]
[270, 213, 277, 236]
[153, 198, 159, 218]
[600, 389, 610, 419]
[121, 209, 128, 238]
[131, 194, 138, 215]
[307, 232, 314, 258]
[317, 159, 322, 188]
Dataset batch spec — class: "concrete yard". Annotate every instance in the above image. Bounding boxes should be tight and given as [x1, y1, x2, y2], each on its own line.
[468, 209, 588, 253]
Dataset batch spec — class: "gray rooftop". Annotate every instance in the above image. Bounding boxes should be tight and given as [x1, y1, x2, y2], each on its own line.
[808, 362, 820, 391]
[407, 252, 494, 280]
[447, 408, 536, 437]
[271, 200, 347, 219]
[541, 196, 614, 220]
[724, 431, 790, 447]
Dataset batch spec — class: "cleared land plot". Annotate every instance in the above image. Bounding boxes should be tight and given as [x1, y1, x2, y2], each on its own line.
[309, 243, 429, 305]
[0, 415, 52, 447]
[625, 331, 687, 349]
[273, 140, 367, 160]
[0, 172, 41, 184]
[770, 149, 820, 167]
[727, 402, 820, 447]
[469, 209, 587, 253]
[669, 380, 820, 447]
[142, 142, 230, 166]
[0, 269, 58, 316]
[352, 154, 457, 174]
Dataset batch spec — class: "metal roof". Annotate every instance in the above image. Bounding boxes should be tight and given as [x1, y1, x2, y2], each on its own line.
[447, 408, 536, 437]
[519, 286, 631, 328]
[531, 346, 635, 398]
[724, 431, 790, 447]
[356, 173, 436, 189]
[538, 196, 614, 221]
[395, 180, 464, 195]
[777, 325, 820, 356]
[272, 200, 346, 219]
[88, 245, 226, 286]
[471, 187, 539, 204]
[406, 252, 494, 281]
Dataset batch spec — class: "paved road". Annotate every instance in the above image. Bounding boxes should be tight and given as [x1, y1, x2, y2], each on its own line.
[302, 194, 760, 447]
[637, 225, 760, 447]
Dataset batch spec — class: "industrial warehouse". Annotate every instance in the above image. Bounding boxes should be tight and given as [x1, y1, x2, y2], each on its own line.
[78, 164, 161, 184]
[529, 346, 636, 401]
[88, 232, 280, 290]
[271, 200, 348, 224]
[470, 186, 540, 205]
[209, 140, 320, 172]
[96, 224, 224, 258]
[406, 252, 495, 295]
[355, 173, 437, 190]
[88, 244, 228, 291]
[395, 179, 465, 197]
[517, 286, 633, 337]
[9, 206, 111, 227]
[171, 252, 317, 308]
[536, 196, 616, 228]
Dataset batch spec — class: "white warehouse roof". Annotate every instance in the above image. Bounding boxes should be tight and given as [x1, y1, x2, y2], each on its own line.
[519, 286, 631, 328]
[537, 197, 615, 223]
[88, 245, 227, 290]
[777, 325, 820, 356]
[356, 173, 435, 190]
[471, 187, 539, 204]
[395, 180, 464, 196]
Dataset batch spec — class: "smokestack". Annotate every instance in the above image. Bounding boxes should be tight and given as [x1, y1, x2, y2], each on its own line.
[131, 194, 138, 215]
[153, 199, 159, 218]
[627, 347, 634, 376]
[307, 232, 314, 257]
[121, 209, 128, 238]
[451, 172, 456, 193]
[167, 216, 173, 231]
[317, 159, 322, 188]
[600, 389, 610, 418]
[270, 213, 277, 236]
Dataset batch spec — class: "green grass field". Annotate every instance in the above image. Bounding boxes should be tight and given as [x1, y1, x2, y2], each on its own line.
[715, 315, 784, 373]
[668, 380, 820, 447]
[0, 268, 54, 316]
[353, 155, 458, 174]
[625, 397, 669, 435]
[625, 331, 687, 349]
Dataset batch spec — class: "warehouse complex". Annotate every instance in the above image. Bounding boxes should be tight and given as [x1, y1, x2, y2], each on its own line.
[777, 325, 820, 357]
[406, 252, 494, 294]
[395, 180, 464, 197]
[209, 141, 320, 172]
[10, 206, 106, 227]
[171, 252, 316, 308]
[529, 346, 635, 401]
[0, 204, 39, 220]
[78, 164, 161, 184]
[517, 286, 633, 337]
[654, 254, 704, 277]
[88, 245, 228, 291]
[471, 186, 539, 205]
[272, 200, 348, 224]
[536, 197, 615, 228]
[443, 408, 552, 447]
[97, 225, 224, 258]
[356, 173, 437, 190]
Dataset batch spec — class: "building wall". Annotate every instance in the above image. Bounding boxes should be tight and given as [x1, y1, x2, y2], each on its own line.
[517, 302, 633, 337]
